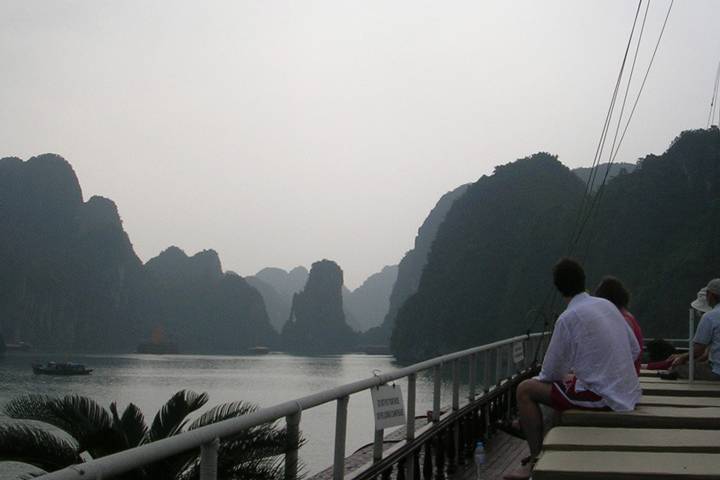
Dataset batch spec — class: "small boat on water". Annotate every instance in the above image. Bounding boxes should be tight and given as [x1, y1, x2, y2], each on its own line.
[248, 346, 270, 355]
[32, 362, 93, 376]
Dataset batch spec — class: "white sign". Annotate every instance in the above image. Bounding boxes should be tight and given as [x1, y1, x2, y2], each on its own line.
[513, 342, 524, 364]
[371, 384, 405, 431]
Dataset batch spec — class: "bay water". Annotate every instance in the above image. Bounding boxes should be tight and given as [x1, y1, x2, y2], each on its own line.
[0, 352, 462, 475]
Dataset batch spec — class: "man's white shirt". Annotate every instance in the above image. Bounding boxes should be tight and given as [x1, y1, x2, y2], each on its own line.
[538, 292, 641, 411]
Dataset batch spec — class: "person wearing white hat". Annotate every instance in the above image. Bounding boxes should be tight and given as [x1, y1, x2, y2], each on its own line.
[671, 279, 720, 381]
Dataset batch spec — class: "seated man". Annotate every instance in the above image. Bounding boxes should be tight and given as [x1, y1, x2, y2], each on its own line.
[670, 279, 720, 381]
[504, 259, 641, 480]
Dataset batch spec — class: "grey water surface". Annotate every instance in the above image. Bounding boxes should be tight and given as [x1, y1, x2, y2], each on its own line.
[0, 352, 462, 475]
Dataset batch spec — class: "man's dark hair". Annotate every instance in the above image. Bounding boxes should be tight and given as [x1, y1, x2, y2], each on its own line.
[594, 276, 630, 309]
[552, 257, 585, 297]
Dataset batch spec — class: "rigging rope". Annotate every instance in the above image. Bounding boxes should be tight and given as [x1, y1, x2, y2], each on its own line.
[575, 0, 675, 261]
[708, 61, 720, 128]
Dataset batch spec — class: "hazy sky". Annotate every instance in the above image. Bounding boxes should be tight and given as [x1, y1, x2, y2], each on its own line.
[2, 1, 719, 288]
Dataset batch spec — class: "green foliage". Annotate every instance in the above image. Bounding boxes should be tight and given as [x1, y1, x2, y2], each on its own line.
[1, 390, 300, 480]
[391, 127, 720, 362]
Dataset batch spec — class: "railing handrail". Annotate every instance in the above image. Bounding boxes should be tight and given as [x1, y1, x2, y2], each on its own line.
[38, 331, 549, 480]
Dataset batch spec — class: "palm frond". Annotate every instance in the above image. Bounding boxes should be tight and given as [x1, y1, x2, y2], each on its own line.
[47, 395, 113, 454]
[186, 401, 257, 431]
[3, 395, 66, 429]
[144, 390, 208, 444]
[0, 423, 80, 472]
[119, 403, 148, 448]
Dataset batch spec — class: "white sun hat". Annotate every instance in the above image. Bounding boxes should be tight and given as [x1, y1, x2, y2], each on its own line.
[691, 287, 712, 313]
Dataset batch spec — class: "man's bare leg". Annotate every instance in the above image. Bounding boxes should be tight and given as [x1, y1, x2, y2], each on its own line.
[504, 379, 553, 479]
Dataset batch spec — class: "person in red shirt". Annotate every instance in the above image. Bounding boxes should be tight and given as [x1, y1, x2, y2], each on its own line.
[595, 276, 643, 374]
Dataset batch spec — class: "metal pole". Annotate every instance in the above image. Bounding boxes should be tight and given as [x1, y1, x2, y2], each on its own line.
[406, 374, 416, 480]
[433, 365, 442, 422]
[689, 308, 695, 384]
[483, 350, 490, 392]
[285, 411, 301, 480]
[333, 396, 349, 480]
[199, 438, 220, 480]
[373, 429, 384, 463]
[452, 359, 460, 411]
[468, 353, 476, 400]
[407, 374, 416, 441]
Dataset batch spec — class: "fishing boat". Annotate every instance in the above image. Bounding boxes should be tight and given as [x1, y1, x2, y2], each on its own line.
[248, 346, 270, 355]
[32, 361, 93, 375]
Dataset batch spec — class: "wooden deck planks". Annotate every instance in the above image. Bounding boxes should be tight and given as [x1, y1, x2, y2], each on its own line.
[544, 427, 720, 453]
[560, 406, 720, 429]
[638, 395, 720, 407]
[534, 450, 720, 479]
[640, 381, 720, 397]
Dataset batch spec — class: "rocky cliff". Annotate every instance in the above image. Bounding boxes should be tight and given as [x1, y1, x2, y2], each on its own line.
[282, 259, 357, 353]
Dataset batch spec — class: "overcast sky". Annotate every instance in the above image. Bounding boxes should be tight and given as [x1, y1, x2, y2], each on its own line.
[1, 1, 719, 288]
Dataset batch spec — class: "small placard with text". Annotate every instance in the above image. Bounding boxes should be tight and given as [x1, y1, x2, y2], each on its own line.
[371, 384, 405, 431]
[513, 342, 524, 364]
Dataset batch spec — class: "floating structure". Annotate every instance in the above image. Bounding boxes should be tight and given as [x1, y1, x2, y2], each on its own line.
[32, 362, 93, 376]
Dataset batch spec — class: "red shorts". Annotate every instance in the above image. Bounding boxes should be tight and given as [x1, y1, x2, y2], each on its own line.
[549, 376, 609, 412]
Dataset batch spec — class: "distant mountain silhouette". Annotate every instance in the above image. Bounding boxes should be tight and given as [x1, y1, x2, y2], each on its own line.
[282, 260, 357, 353]
[391, 128, 720, 361]
[0, 154, 276, 353]
[0, 154, 143, 351]
[142, 247, 277, 353]
[363, 184, 470, 344]
[572, 162, 636, 191]
[343, 265, 398, 332]
[246, 266, 308, 332]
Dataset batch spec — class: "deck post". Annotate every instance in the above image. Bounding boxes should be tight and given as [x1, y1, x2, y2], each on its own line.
[495, 346, 502, 385]
[483, 350, 490, 392]
[407, 373, 416, 440]
[689, 308, 695, 383]
[433, 365, 442, 422]
[333, 396, 349, 480]
[285, 411, 301, 480]
[199, 438, 220, 480]
[452, 359, 460, 411]
[406, 374, 417, 480]
[373, 429, 384, 463]
[468, 353, 476, 400]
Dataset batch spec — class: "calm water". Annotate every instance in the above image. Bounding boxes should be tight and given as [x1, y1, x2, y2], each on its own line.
[0, 352, 463, 475]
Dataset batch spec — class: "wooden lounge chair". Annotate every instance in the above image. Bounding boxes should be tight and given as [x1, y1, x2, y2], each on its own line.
[638, 395, 720, 407]
[640, 381, 720, 397]
[544, 426, 720, 453]
[560, 406, 720, 429]
[533, 450, 720, 479]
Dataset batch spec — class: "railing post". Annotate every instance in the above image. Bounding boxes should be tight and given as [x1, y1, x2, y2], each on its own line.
[373, 428, 384, 463]
[199, 438, 220, 480]
[468, 353, 476, 400]
[285, 411, 302, 480]
[495, 346, 502, 386]
[333, 396, 349, 480]
[689, 308, 695, 383]
[483, 350, 490, 392]
[433, 365, 442, 422]
[406, 373, 417, 480]
[452, 359, 460, 411]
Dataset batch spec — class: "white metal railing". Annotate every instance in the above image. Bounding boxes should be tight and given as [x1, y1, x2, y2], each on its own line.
[38, 332, 550, 480]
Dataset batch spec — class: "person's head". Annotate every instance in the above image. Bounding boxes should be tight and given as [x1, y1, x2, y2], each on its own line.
[552, 258, 585, 298]
[594, 276, 630, 310]
[706, 278, 720, 308]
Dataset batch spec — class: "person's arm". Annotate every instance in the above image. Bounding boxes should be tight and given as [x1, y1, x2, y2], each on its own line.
[537, 317, 571, 382]
[671, 343, 707, 366]
[672, 315, 712, 366]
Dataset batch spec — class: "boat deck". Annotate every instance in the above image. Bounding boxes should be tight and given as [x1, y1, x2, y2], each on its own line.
[532, 375, 720, 479]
